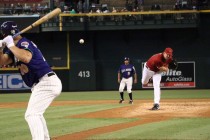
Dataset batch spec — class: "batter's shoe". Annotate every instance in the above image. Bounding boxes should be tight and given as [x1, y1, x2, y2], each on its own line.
[129, 100, 133, 104]
[151, 104, 160, 110]
[119, 99, 124, 104]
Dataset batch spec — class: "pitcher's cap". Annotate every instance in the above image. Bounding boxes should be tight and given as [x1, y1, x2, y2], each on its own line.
[164, 47, 173, 56]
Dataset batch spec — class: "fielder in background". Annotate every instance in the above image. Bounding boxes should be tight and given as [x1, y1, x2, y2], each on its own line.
[0, 21, 62, 140]
[141, 47, 173, 110]
[118, 57, 137, 104]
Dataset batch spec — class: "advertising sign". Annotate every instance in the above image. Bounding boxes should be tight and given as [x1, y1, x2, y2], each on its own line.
[0, 73, 30, 90]
[142, 61, 195, 88]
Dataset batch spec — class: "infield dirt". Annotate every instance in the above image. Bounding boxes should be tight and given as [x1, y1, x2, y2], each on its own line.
[1, 99, 210, 140]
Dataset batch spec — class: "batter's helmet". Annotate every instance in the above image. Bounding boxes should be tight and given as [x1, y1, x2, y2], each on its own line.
[0, 21, 19, 37]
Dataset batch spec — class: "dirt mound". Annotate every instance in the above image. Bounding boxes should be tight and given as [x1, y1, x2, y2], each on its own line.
[1, 99, 209, 140]
[52, 99, 210, 140]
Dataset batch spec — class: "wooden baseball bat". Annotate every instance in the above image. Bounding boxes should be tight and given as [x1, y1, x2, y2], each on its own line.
[13, 8, 61, 38]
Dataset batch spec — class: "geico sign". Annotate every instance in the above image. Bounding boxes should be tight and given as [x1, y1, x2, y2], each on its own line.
[0, 74, 29, 89]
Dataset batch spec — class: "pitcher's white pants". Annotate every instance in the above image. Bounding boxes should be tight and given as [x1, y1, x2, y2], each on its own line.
[25, 74, 62, 140]
[141, 63, 162, 104]
[119, 77, 133, 93]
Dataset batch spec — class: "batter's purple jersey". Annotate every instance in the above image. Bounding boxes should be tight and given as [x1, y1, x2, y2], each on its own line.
[118, 64, 136, 79]
[5, 37, 52, 87]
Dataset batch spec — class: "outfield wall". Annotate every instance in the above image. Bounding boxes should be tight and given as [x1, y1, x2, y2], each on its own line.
[1, 28, 210, 92]
[65, 28, 209, 91]
[1, 15, 210, 92]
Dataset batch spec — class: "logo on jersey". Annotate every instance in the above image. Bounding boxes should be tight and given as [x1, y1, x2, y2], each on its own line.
[21, 42, 29, 48]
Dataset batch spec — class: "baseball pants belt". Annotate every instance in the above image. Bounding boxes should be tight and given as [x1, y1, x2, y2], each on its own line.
[33, 72, 55, 86]
[146, 65, 151, 70]
[47, 72, 55, 77]
[123, 77, 132, 79]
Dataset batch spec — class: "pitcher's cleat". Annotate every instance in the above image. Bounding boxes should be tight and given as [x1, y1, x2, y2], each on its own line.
[151, 104, 160, 110]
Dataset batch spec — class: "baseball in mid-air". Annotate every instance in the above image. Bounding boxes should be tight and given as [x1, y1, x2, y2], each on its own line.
[79, 39, 84, 44]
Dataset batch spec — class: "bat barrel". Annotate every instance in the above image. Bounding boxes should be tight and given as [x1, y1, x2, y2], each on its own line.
[12, 8, 61, 38]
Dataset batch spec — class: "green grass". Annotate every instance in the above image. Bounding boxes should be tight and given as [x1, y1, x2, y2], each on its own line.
[46, 105, 138, 138]
[90, 118, 210, 140]
[0, 104, 136, 140]
[56, 89, 210, 100]
[0, 90, 209, 140]
[0, 90, 209, 102]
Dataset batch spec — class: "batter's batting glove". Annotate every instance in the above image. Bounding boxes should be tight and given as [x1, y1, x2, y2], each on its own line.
[168, 59, 178, 70]
[3, 35, 15, 48]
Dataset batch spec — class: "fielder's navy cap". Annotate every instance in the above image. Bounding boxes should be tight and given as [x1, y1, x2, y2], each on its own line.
[124, 57, 130, 61]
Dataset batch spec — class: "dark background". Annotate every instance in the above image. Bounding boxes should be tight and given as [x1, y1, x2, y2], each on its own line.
[1, 14, 210, 91]
[64, 26, 209, 91]
[0, 15, 40, 33]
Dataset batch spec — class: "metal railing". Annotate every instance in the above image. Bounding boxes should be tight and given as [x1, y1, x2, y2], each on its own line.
[0, 9, 200, 31]
[51, 10, 201, 31]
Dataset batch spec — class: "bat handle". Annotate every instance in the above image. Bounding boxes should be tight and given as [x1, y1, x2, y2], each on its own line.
[13, 32, 21, 38]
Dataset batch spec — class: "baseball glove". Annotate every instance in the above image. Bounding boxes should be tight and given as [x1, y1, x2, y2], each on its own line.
[168, 59, 178, 70]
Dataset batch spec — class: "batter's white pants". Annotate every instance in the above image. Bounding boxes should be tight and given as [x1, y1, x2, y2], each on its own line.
[141, 63, 162, 104]
[119, 77, 133, 93]
[25, 73, 62, 140]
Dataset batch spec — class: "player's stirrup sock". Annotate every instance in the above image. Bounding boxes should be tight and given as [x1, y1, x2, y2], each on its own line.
[120, 92, 124, 100]
[129, 93, 133, 101]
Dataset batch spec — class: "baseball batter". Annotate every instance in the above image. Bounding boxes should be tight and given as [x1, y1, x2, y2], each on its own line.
[118, 57, 137, 104]
[141, 48, 173, 110]
[0, 21, 62, 140]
